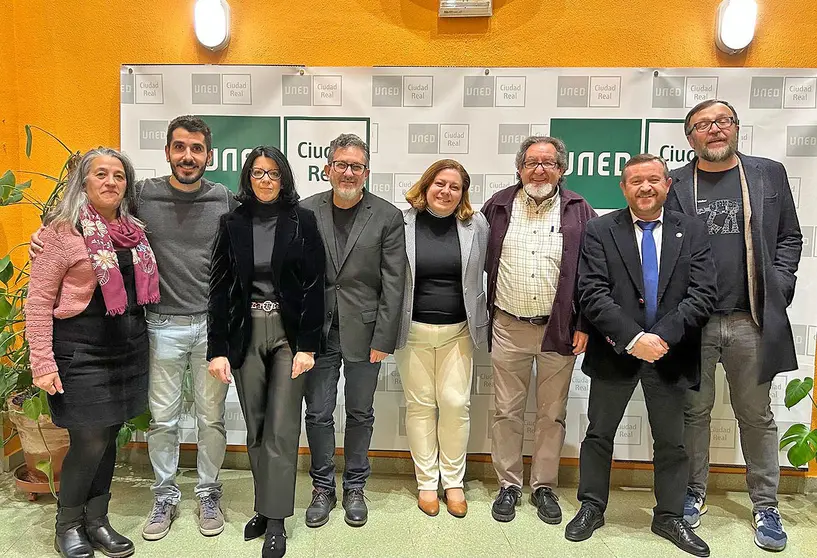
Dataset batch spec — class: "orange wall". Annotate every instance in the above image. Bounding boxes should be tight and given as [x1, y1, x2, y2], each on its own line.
[1, 0, 816, 471]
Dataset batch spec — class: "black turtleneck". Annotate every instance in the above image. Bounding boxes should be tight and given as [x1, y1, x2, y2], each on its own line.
[250, 198, 280, 302]
[413, 209, 466, 325]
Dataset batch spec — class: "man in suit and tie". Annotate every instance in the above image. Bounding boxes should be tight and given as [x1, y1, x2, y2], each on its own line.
[300, 133, 406, 528]
[567, 154, 717, 557]
[667, 100, 802, 552]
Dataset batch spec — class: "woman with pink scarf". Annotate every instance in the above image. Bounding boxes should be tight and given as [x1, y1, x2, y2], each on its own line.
[26, 148, 160, 558]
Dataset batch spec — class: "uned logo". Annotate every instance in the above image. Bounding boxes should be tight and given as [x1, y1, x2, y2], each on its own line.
[121, 74, 134, 104]
[192, 74, 221, 105]
[202, 115, 282, 191]
[282, 75, 312, 106]
[372, 76, 403, 107]
[652, 76, 685, 108]
[557, 76, 589, 107]
[139, 120, 168, 150]
[550, 118, 643, 209]
[463, 76, 495, 107]
[750, 77, 784, 109]
[786, 125, 817, 157]
[498, 124, 530, 154]
[408, 123, 439, 154]
[369, 173, 395, 202]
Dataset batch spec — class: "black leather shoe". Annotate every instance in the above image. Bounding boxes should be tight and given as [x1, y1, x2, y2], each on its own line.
[261, 531, 287, 558]
[305, 489, 337, 528]
[565, 504, 605, 542]
[85, 493, 134, 557]
[530, 487, 562, 524]
[244, 513, 267, 541]
[491, 486, 522, 522]
[54, 505, 94, 558]
[651, 517, 710, 557]
[342, 488, 368, 527]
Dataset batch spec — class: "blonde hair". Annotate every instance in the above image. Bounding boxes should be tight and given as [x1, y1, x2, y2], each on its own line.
[404, 159, 474, 221]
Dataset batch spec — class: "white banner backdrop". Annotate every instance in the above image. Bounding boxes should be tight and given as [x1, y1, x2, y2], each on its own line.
[121, 65, 816, 467]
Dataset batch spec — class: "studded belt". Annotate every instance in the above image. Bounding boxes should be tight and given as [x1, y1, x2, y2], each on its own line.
[250, 300, 280, 312]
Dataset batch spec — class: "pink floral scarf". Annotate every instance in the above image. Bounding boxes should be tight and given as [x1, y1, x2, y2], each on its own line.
[80, 204, 160, 315]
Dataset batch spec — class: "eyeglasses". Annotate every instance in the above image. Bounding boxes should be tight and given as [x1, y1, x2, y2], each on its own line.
[689, 116, 737, 134]
[250, 168, 282, 181]
[522, 160, 559, 171]
[330, 161, 367, 175]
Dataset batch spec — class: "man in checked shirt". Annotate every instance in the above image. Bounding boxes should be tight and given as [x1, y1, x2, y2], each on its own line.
[482, 136, 597, 525]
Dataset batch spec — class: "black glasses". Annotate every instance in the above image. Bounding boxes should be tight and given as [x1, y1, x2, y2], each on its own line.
[522, 160, 559, 171]
[330, 161, 367, 175]
[689, 116, 736, 133]
[250, 168, 282, 181]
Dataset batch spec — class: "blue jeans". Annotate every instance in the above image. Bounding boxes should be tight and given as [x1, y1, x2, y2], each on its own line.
[145, 311, 228, 503]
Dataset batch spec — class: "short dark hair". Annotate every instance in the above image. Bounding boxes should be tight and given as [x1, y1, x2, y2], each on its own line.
[236, 146, 299, 206]
[327, 133, 370, 166]
[684, 99, 740, 136]
[621, 153, 670, 181]
[166, 115, 213, 151]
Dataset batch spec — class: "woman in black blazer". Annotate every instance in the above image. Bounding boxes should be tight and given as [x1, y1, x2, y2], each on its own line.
[207, 146, 325, 558]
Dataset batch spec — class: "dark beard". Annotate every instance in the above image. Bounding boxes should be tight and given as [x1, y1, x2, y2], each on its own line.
[170, 163, 206, 185]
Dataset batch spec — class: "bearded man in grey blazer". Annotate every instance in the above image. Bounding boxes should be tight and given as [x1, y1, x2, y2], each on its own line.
[300, 133, 406, 529]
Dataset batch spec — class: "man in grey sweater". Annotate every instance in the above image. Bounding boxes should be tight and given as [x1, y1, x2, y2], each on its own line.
[137, 116, 237, 541]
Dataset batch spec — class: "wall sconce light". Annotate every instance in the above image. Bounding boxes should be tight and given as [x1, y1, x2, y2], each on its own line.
[195, 0, 231, 51]
[715, 0, 757, 55]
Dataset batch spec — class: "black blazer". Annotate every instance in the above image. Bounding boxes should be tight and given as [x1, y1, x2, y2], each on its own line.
[207, 202, 326, 369]
[667, 153, 803, 382]
[577, 208, 717, 388]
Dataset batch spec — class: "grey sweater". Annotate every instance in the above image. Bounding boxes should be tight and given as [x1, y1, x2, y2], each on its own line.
[136, 176, 237, 315]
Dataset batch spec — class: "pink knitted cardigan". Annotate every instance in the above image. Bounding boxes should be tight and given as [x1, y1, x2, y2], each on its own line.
[25, 224, 99, 377]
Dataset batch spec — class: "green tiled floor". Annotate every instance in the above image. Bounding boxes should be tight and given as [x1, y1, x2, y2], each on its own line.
[1, 464, 815, 557]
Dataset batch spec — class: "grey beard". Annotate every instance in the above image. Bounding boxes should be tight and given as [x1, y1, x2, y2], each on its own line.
[699, 136, 738, 163]
[524, 182, 555, 200]
[333, 184, 363, 201]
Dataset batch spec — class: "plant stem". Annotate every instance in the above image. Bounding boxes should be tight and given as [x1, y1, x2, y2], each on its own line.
[35, 417, 57, 498]
[27, 126, 72, 155]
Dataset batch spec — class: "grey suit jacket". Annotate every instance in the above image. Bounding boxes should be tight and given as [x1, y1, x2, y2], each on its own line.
[396, 208, 490, 349]
[667, 153, 803, 382]
[301, 189, 407, 362]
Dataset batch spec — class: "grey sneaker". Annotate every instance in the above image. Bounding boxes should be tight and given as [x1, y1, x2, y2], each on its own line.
[142, 500, 178, 541]
[198, 495, 225, 536]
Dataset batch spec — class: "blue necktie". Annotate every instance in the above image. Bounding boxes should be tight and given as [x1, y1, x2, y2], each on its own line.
[637, 220, 659, 328]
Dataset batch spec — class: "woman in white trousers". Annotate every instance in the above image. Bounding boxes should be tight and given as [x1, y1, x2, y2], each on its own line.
[394, 159, 489, 518]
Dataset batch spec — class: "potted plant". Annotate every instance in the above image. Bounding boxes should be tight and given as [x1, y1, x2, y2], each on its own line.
[779, 376, 817, 468]
[0, 126, 150, 499]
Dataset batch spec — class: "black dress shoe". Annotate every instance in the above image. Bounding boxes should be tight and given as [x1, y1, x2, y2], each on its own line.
[261, 531, 287, 558]
[244, 513, 267, 541]
[305, 489, 337, 528]
[342, 488, 368, 527]
[651, 517, 710, 557]
[565, 504, 605, 542]
[491, 486, 522, 522]
[530, 487, 562, 525]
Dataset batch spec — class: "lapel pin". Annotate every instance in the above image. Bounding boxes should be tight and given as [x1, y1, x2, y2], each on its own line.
[676, 232, 683, 237]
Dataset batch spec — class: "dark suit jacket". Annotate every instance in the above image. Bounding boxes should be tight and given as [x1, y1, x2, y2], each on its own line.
[578, 208, 717, 388]
[207, 202, 326, 369]
[301, 190, 406, 362]
[666, 154, 803, 382]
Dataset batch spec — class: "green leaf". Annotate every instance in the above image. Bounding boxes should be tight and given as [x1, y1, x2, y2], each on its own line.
[39, 389, 51, 417]
[22, 396, 43, 421]
[785, 377, 814, 409]
[17, 179, 31, 191]
[35, 459, 57, 497]
[25, 125, 32, 158]
[0, 170, 14, 187]
[128, 410, 152, 431]
[779, 423, 817, 467]
[0, 296, 11, 319]
[0, 330, 13, 353]
[6, 191, 23, 204]
[0, 256, 13, 285]
[116, 424, 134, 450]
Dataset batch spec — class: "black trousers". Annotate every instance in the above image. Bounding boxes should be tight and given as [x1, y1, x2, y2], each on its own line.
[234, 309, 304, 519]
[577, 367, 688, 520]
[304, 323, 381, 491]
